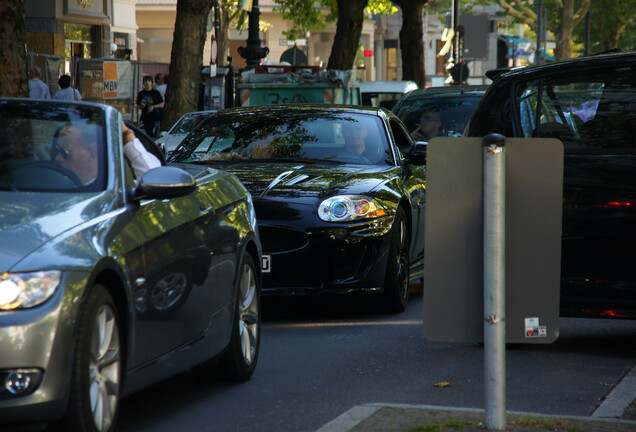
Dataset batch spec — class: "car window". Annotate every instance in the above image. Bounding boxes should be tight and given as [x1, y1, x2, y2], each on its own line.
[394, 96, 483, 139]
[516, 66, 636, 152]
[0, 101, 107, 192]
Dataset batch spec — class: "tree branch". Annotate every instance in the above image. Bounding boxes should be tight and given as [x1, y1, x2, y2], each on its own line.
[572, 0, 591, 26]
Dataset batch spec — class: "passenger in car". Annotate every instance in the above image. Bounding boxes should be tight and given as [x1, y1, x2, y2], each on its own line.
[411, 109, 442, 141]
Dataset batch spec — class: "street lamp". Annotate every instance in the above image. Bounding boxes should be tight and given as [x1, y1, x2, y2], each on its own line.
[238, 0, 269, 70]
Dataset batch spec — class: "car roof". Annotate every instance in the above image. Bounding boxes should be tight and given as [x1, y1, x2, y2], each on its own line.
[217, 104, 388, 116]
[401, 85, 490, 99]
[360, 81, 419, 94]
[488, 50, 636, 82]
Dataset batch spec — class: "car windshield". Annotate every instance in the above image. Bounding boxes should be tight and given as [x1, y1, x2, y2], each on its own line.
[169, 110, 393, 166]
[169, 112, 214, 135]
[0, 100, 107, 192]
[395, 95, 483, 138]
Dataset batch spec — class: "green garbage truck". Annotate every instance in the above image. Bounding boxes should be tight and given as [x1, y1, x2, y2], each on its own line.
[236, 65, 361, 107]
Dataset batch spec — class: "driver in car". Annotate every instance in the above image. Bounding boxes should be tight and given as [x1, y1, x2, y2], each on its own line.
[342, 123, 384, 163]
[52, 123, 99, 185]
[53, 121, 161, 185]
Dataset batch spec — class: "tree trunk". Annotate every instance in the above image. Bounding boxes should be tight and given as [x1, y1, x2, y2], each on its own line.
[394, 0, 426, 88]
[219, 5, 231, 67]
[554, 0, 575, 60]
[327, 0, 367, 70]
[163, 0, 213, 131]
[0, 0, 28, 97]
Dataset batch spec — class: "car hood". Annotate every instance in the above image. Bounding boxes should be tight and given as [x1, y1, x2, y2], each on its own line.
[0, 192, 113, 271]
[196, 161, 396, 203]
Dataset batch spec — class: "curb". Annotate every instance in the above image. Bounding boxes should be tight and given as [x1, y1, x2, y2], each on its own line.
[317, 403, 636, 432]
[317, 363, 636, 432]
[592, 363, 636, 418]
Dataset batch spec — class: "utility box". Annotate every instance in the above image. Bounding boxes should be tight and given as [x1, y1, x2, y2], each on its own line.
[237, 66, 360, 107]
[201, 66, 233, 110]
[423, 137, 563, 344]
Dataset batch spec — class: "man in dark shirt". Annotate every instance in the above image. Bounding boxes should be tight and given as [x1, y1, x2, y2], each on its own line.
[136, 75, 164, 138]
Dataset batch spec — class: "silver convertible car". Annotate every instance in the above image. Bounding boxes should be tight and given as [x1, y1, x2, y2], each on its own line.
[0, 99, 262, 432]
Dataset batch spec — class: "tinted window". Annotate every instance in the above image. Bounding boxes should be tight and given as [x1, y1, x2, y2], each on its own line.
[395, 96, 483, 139]
[517, 66, 636, 152]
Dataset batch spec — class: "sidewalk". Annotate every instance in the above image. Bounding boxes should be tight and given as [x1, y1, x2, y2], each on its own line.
[317, 364, 636, 432]
[317, 404, 636, 432]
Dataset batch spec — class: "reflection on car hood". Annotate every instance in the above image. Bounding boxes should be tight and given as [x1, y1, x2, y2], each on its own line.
[204, 161, 396, 202]
[0, 192, 111, 271]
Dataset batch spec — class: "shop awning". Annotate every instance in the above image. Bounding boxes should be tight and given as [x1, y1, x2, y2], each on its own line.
[498, 34, 556, 63]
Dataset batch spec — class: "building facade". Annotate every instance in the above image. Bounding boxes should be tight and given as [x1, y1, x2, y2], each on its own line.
[24, 1, 542, 88]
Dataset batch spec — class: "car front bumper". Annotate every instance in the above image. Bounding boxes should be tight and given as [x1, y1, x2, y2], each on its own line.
[259, 214, 395, 295]
[0, 272, 86, 423]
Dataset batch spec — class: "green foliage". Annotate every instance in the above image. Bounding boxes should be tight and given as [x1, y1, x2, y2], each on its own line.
[427, 0, 493, 27]
[366, 0, 397, 15]
[274, 0, 332, 40]
[274, 0, 395, 41]
[571, 0, 636, 53]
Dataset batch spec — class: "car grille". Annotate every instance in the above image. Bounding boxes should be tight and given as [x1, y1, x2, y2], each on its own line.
[258, 226, 308, 253]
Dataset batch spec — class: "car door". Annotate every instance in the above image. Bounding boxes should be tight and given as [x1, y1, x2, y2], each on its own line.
[123, 165, 239, 367]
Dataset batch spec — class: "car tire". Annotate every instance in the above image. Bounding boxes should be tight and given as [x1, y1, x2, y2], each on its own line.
[382, 207, 410, 313]
[64, 285, 122, 432]
[193, 253, 261, 381]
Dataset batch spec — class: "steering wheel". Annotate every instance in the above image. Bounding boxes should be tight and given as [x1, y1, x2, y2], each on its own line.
[10, 160, 84, 188]
[337, 152, 372, 164]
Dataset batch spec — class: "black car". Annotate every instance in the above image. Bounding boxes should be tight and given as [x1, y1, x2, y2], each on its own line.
[168, 104, 426, 313]
[466, 51, 636, 319]
[0, 99, 262, 431]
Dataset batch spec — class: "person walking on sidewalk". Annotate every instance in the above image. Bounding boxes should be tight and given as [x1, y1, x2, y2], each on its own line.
[136, 75, 164, 138]
[54, 74, 82, 101]
[28, 66, 51, 99]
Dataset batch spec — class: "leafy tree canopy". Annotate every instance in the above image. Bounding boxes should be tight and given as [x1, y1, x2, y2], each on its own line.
[274, 0, 397, 40]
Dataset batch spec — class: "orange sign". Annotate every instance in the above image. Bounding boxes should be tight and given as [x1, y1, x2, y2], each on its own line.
[103, 62, 119, 98]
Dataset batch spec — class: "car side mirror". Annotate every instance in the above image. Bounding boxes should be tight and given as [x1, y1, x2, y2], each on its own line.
[133, 166, 196, 200]
[404, 141, 427, 165]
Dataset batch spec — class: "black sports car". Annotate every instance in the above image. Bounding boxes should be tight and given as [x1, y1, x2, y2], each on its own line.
[169, 104, 426, 313]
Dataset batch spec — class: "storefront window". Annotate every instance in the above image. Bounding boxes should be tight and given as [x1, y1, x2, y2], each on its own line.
[64, 23, 95, 59]
[386, 47, 398, 81]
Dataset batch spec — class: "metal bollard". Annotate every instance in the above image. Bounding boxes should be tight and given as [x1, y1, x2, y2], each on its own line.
[483, 133, 506, 431]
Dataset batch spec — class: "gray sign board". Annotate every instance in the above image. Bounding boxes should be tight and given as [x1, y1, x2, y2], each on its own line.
[423, 138, 563, 344]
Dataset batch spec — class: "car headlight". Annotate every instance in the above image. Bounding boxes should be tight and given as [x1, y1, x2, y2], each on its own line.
[0, 271, 61, 310]
[318, 195, 387, 222]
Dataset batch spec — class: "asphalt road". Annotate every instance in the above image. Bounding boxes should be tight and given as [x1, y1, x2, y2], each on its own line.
[117, 292, 636, 432]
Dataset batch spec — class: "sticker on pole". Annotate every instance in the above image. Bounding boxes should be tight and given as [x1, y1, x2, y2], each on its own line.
[524, 317, 547, 338]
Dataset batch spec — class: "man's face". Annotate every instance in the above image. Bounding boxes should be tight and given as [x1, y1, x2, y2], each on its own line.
[344, 128, 368, 154]
[144, 79, 153, 90]
[54, 127, 98, 184]
[419, 112, 442, 136]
